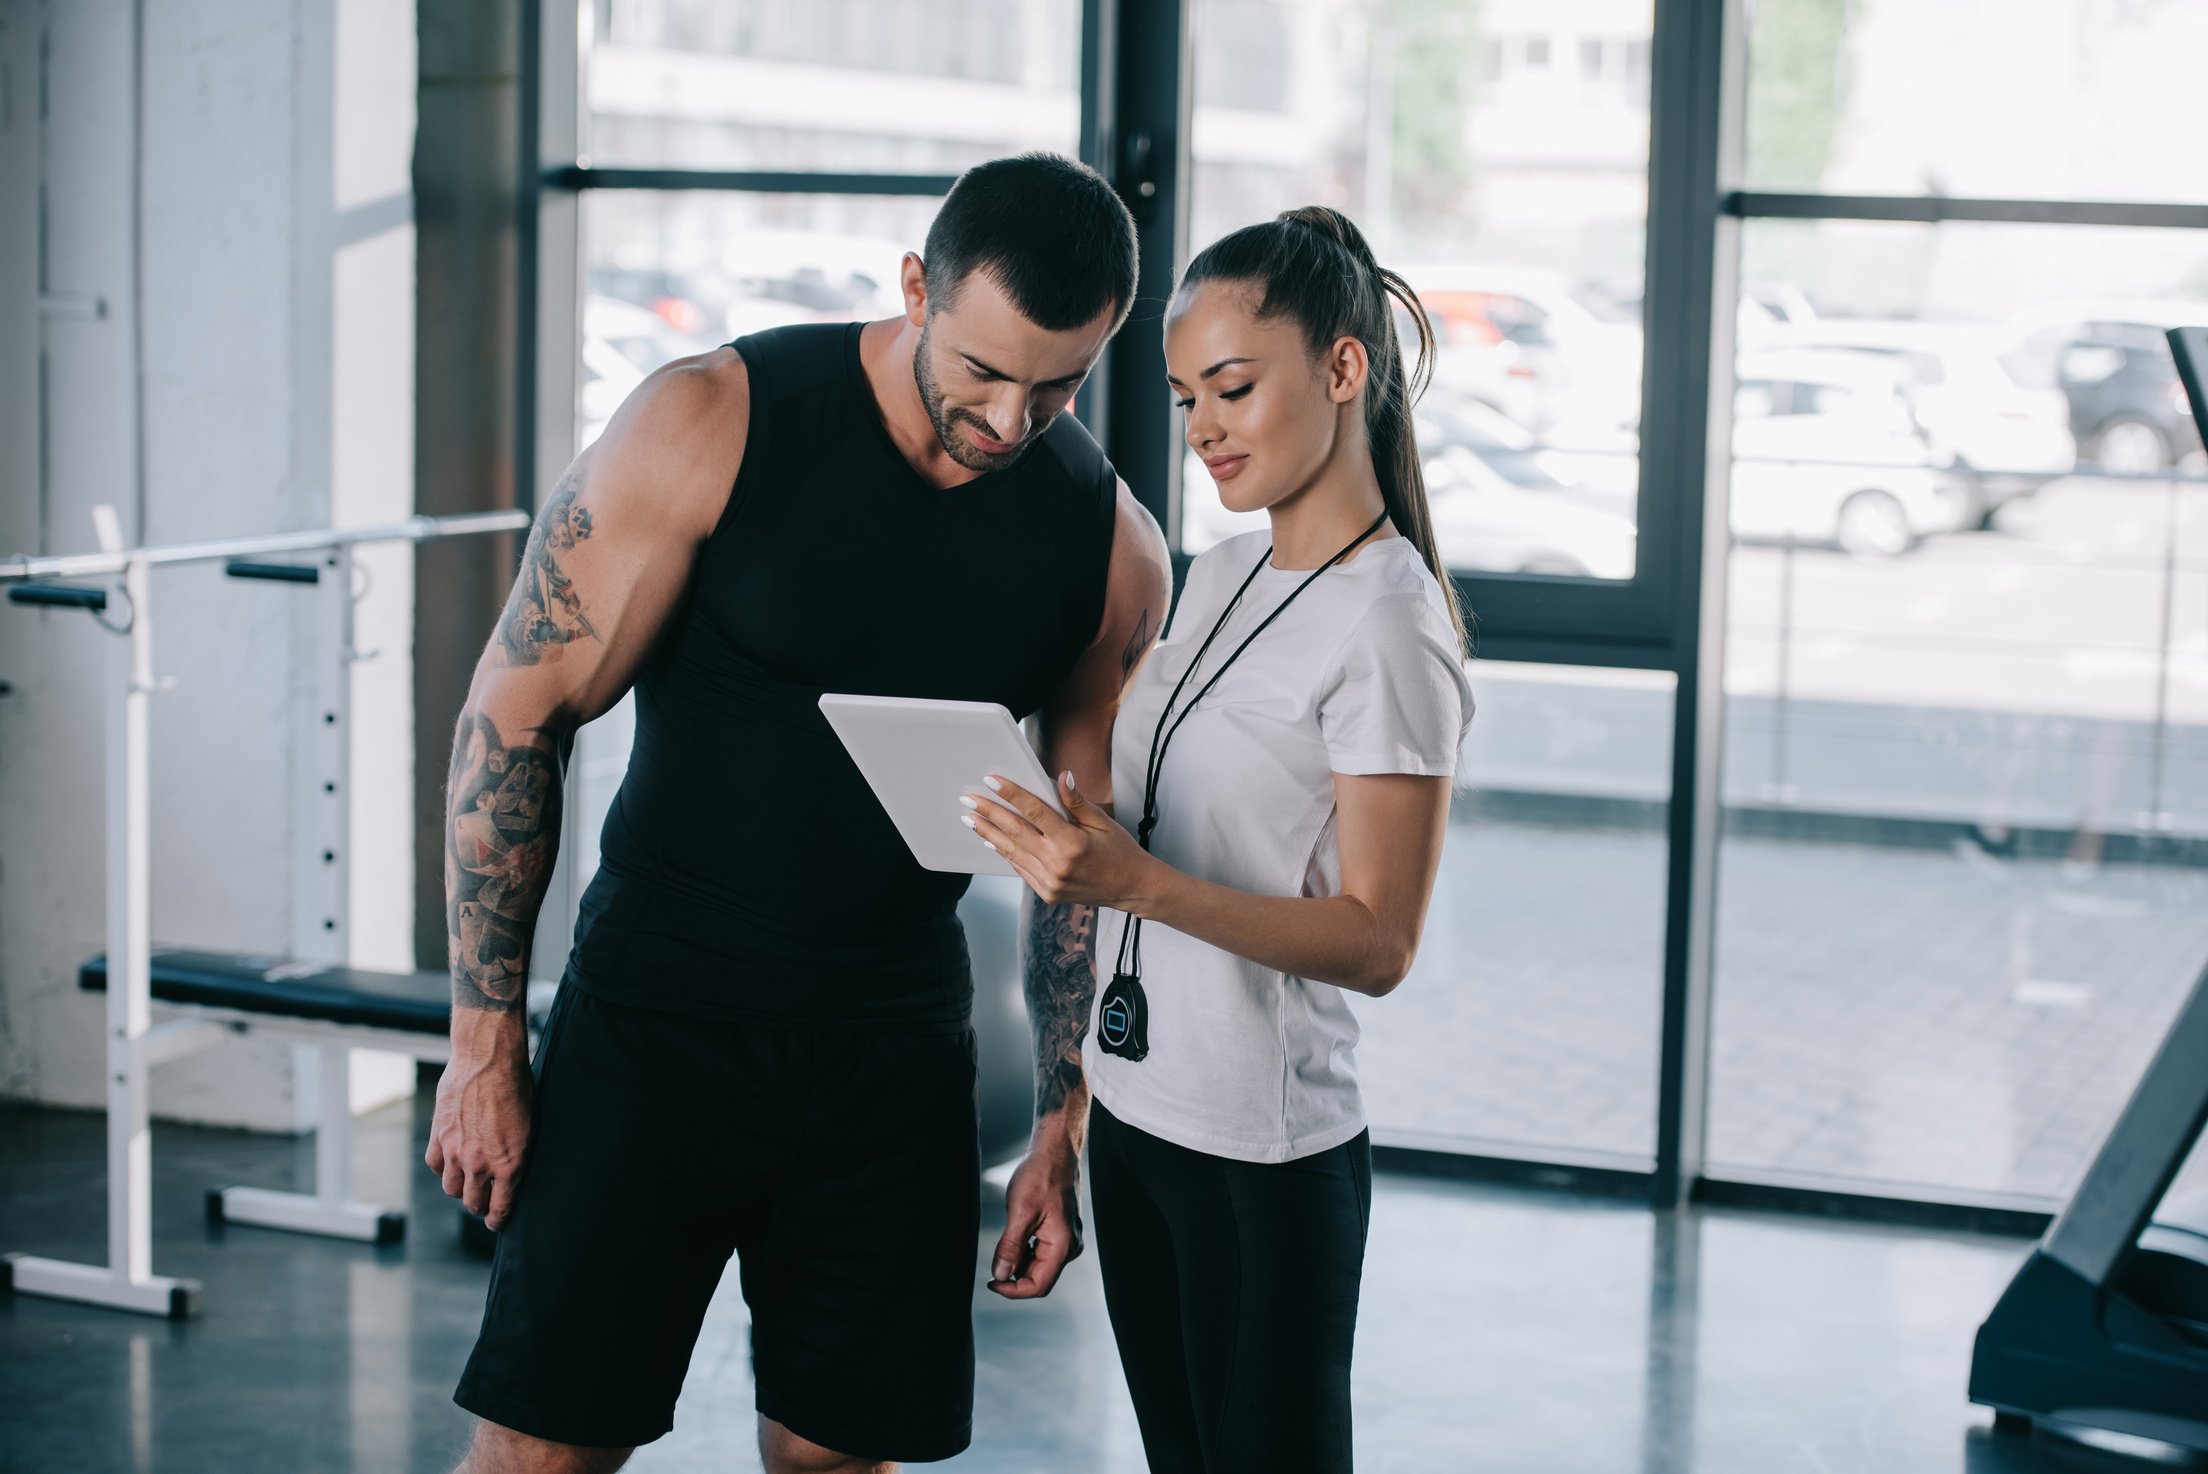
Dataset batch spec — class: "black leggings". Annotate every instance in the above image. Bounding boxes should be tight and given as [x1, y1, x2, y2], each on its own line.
[1088, 1099, 1373, 1474]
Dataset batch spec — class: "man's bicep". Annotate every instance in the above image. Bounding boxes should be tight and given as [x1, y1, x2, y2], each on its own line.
[1037, 484, 1171, 805]
[476, 355, 744, 725]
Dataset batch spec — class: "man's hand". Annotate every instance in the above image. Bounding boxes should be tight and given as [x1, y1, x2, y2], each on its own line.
[425, 1028, 534, 1231]
[988, 1129, 1084, 1299]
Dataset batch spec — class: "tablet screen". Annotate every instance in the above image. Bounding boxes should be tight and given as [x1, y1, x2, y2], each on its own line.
[818, 694, 1064, 878]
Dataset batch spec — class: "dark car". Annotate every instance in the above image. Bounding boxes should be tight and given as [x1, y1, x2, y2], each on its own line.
[2001, 303, 2208, 474]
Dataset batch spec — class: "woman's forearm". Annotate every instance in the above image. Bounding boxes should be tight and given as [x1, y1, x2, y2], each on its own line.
[1124, 859, 1411, 997]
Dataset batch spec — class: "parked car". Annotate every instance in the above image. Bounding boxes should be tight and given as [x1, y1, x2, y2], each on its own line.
[1178, 440, 1637, 581]
[1409, 266, 1645, 445]
[586, 263, 716, 337]
[1731, 348, 1974, 557]
[1999, 300, 2208, 474]
[580, 294, 713, 446]
[1767, 319, 2075, 527]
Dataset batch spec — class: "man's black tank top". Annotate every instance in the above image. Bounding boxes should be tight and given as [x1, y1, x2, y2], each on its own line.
[563, 322, 1119, 1030]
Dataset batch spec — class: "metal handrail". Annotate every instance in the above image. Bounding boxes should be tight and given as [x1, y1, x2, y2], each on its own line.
[0, 509, 530, 584]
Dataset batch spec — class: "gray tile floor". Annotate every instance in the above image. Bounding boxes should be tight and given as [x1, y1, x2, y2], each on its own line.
[0, 1092, 2187, 1474]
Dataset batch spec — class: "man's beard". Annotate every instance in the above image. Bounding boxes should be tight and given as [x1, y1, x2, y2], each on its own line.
[914, 323, 1049, 473]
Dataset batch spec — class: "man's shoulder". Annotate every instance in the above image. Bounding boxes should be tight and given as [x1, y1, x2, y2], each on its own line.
[1034, 408, 1116, 498]
[614, 346, 751, 449]
[584, 348, 752, 539]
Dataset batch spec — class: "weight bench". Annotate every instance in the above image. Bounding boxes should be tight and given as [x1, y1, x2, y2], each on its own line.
[72, 949, 550, 1249]
[1, 506, 531, 1318]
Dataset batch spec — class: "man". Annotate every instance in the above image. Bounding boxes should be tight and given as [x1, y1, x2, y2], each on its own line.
[429, 153, 1171, 1474]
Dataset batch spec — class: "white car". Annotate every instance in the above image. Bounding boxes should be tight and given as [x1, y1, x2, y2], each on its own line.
[1179, 445, 1637, 582]
[1767, 319, 2075, 525]
[1731, 348, 1973, 557]
[1411, 266, 1797, 446]
[1409, 266, 1646, 446]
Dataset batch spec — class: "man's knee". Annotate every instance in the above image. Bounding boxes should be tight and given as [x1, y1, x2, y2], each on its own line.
[454, 1418, 633, 1474]
[758, 1416, 894, 1474]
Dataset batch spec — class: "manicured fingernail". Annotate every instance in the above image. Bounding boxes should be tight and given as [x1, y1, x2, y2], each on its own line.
[982, 840, 999, 853]
[960, 814, 977, 829]
[983, 775, 1004, 792]
[959, 795, 979, 810]
[1062, 770, 1075, 785]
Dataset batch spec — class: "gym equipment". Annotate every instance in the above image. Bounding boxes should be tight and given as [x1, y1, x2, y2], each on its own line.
[1967, 327, 2208, 1451]
[1968, 961, 2208, 1450]
[0, 506, 526, 1318]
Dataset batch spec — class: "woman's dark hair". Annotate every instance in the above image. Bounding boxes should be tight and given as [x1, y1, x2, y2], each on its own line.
[1180, 206, 1471, 655]
[924, 153, 1138, 332]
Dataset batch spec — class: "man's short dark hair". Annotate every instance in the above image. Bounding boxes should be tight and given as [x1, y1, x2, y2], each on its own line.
[923, 153, 1138, 332]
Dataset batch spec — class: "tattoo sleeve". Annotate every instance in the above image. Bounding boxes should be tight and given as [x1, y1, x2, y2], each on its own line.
[445, 709, 565, 1012]
[495, 471, 599, 666]
[1023, 890, 1099, 1119]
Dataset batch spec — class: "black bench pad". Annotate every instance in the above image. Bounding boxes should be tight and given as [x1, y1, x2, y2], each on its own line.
[80, 951, 452, 1035]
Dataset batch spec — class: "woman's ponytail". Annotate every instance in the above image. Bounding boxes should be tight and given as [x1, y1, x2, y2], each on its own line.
[1187, 208, 1472, 657]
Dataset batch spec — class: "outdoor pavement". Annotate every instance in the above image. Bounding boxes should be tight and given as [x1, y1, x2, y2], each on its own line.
[1358, 802, 2208, 1201]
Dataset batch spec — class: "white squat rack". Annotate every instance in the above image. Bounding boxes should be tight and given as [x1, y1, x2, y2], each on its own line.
[0, 506, 528, 1317]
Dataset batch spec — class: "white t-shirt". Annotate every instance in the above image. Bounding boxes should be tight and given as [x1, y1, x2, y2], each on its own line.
[1086, 529, 1475, 1164]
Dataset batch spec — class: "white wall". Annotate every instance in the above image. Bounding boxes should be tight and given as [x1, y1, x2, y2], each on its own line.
[0, 0, 418, 1130]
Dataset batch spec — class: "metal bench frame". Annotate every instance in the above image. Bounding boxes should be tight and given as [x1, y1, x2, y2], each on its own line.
[1, 505, 526, 1317]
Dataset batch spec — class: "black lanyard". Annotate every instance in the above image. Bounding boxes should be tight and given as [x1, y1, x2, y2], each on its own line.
[1095, 508, 1390, 1062]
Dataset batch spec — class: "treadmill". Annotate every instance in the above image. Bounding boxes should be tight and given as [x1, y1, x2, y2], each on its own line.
[1967, 325, 2208, 1452]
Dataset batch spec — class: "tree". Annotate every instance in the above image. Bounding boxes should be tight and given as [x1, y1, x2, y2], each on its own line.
[1746, 0, 1852, 188]
[1387, 0, 1480, 238]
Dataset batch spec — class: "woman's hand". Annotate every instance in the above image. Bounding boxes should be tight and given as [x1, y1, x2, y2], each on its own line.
[963, 772, 1161, 912]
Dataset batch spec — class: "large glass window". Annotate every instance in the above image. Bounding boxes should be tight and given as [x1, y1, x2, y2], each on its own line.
[1743, 0, 2208, 205]
[1183, 0, 1653, 581]
[542, 0, 2208, 1217]
[1178, 0, 1664, 1160]
[584, 0, 1081, 172]
[1359, 664, 1673, 1161]
[580, 190, 943, 446]
[1708, 219, 2208, 1199]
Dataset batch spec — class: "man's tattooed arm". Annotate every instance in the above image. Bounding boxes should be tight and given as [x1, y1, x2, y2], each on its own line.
[495, 470, 599, 666]
[445, 709, 565, 1012]
[1024, 892, 1099, 1119]
[1018, 495, 1168, 1122]
[444, 476, 605, 1011]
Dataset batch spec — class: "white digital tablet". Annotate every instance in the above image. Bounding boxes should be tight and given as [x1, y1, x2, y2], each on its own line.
[818, 693, 1066, 877]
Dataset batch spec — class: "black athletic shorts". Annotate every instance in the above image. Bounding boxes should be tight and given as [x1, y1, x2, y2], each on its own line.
[453, 984, 983, 1461]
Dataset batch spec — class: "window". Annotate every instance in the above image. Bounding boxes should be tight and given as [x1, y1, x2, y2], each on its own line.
[1709, 219, 2208, 1198]
[531, 0, 2208, 1223]
[1188, 0, 1654, 585]
[579, 191, 943, 447]
[584, 0, 1080, 172]
[1743, 0, 2208, 203]
[1359, 664, 1674, 1160]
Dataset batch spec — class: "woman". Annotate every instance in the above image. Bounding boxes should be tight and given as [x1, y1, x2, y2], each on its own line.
[963, 206, 1473, 1472]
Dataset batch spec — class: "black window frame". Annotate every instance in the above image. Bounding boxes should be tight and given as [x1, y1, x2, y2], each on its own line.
[516, 0, 2205, 1236]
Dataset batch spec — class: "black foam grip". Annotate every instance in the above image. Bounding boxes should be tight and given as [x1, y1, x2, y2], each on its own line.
[223, 560, 321, 584]
[7, 584, 108, 611]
